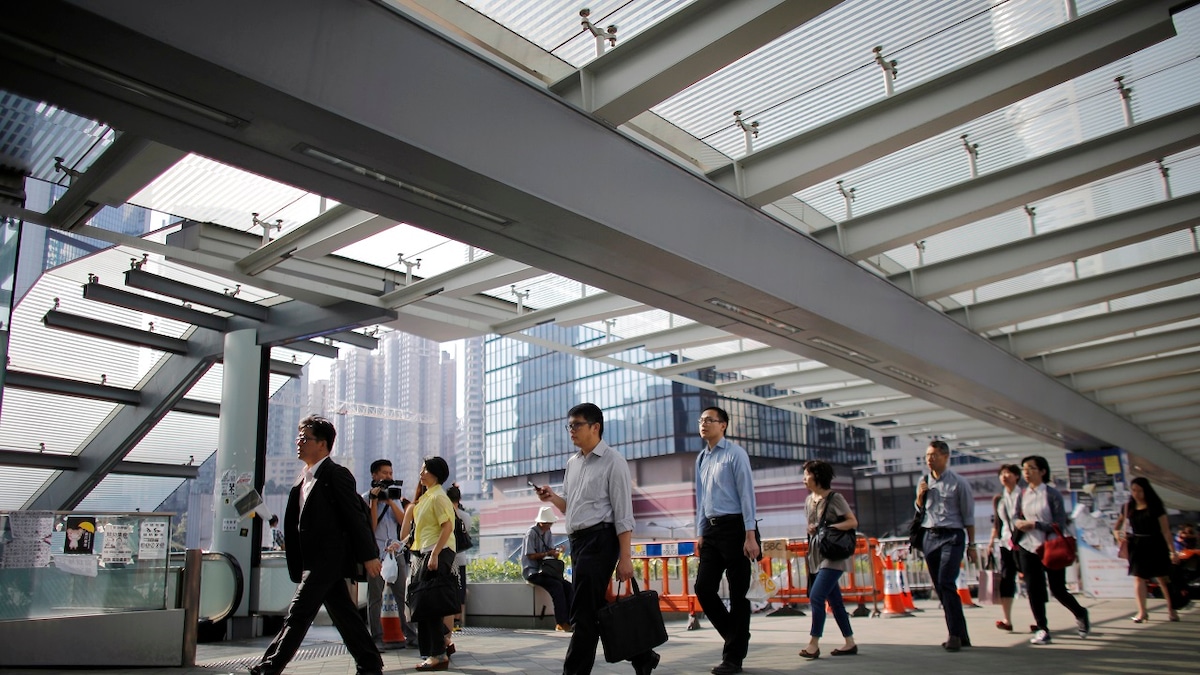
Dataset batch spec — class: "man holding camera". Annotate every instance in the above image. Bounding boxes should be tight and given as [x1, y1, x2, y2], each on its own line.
[363, 459, 417, 650]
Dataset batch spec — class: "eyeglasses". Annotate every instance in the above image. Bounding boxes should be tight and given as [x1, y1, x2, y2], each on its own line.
[296, 434, 313, 443]
[565, 421, 591, 431]
[698, 417, 724, 425]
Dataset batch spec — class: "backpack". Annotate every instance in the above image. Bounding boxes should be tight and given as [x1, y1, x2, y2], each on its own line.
[454, 514, 474, 551]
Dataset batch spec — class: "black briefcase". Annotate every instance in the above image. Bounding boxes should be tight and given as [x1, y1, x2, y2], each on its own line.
[597, 579, 668, 663]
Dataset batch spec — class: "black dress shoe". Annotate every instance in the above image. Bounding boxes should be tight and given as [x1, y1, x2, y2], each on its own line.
[942, 636, 962, 651]
[635, 650, 661, 675]
[711, 662, 743, 674]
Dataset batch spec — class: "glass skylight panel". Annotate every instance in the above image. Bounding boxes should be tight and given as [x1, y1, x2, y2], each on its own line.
[332, 224, 488, 279]
[0, 91, 116, 183]
[0, 390, 117, 456]
[1110, 279, 1200, 312]
[0, 468, 55, 511]
[129, 154, 320, 234]
[76, 473, 186, 514]
[123, 411, 220, 464]
[459, 0, 692, 67]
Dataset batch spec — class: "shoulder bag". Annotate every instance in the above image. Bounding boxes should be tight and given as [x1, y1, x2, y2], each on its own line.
[813, 493, 856, 561]
[539, 557, 566, 580]
[597, 578, 668, 663]
[908, 474, 928, 552]
[1038, 523, 1077, 571]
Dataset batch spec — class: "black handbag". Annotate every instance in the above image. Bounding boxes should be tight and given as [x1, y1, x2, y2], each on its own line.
[813, 493, 856, 561]
[540, 557, 566, 580]
[406, 548, 460, 621]
[597, 579, 668, 663]
[909, 474, 928, 552]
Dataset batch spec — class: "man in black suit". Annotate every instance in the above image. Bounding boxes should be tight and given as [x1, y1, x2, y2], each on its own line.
[251, 416, 384, 675]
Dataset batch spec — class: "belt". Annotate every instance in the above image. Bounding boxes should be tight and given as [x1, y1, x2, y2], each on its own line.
[570, 522, 613, 537]
[706, 514, 743, 527]
[929, 527, 963, 533]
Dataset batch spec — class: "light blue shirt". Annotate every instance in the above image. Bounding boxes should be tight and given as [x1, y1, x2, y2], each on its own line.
[918, 469, 974, 530]
[562, 440, 636, 535]
[694, 437, 756, 534]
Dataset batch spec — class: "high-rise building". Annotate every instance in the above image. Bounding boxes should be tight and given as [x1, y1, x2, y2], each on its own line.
[457, 336, 487, 500]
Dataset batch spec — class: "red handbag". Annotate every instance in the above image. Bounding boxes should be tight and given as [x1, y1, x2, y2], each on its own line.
[1038, 524, 1077, 570]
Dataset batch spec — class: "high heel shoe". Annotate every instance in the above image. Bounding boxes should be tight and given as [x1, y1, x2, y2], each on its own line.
[1168, 613, 1180, 622]
[1131, 615, 1148, 623]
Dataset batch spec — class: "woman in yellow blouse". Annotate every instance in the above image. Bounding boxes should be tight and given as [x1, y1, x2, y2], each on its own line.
[399, 457, 457, 671]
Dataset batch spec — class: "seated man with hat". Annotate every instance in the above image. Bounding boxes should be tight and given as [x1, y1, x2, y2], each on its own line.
[522, 505, 574, 632]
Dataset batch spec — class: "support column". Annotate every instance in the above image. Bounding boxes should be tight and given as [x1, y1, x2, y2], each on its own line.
[0, 168, 26, 415]
[210, 328, 268, 637]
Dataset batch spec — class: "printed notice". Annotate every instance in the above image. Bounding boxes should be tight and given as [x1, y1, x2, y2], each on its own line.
[139, 520, 169, 560]
[100, 523, 134, 566]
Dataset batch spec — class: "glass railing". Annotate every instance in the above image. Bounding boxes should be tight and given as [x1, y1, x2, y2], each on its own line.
[0, 510, 173, 620]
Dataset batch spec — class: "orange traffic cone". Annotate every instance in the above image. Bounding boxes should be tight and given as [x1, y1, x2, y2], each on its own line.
[956, 560, 978, 608]
[881, 556, 911, 617]
[381, 582, 405, 644]
[898, 558, 920, 612]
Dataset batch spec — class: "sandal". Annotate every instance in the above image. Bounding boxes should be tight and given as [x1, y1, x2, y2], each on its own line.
[1131, 615, 1148, 623]
[995, 620, 1013, 631]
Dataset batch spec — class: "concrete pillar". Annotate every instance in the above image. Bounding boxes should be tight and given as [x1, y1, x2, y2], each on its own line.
[210, 328, 267, 635]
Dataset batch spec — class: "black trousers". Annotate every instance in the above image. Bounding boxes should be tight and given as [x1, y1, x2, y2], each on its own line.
[256, 568, 382, 675]
[997, 546, 1018, 599]
[416, 616, 448, 658]
[563, 525, 655, 675]
[695, 519, 752, 666]
[528, 572, 574, 624]
[1017, 547, 1086, 631]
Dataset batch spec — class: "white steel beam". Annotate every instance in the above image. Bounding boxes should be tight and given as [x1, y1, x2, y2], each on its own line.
[1130, 405, 1200, 426]
[993, 296, 1200, 358]
[889, 193, 1200, 300]
[1147, 418, 1200, 435]
[490, 293, 649, 335]
[1115, 390, 1200, 415]
[946, 252, 1200, 332]
[551, 0, 839, 125]
[1031, 327, 1197, 376]
[1067, 351, 1200, 392]
[237, 204, 393, 276]
[707, 0, 1179, 205]
[654, 347, 798, 376]
[378, 256, 537, 308]
[734, 367, 858, 395]
[811, 105, 1200, 259]
[817, 396, 938, 418]
[798, 381, 902, 402]
[583, 322, 731, 359]
[1091, 373, 1200, 406]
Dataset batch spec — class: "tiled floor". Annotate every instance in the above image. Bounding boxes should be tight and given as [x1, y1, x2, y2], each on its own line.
[3, 596, 1193, 673]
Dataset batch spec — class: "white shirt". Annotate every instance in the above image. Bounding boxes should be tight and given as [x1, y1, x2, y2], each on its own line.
[300, 457, 328, 510]
[1018, 483, 1049, 554]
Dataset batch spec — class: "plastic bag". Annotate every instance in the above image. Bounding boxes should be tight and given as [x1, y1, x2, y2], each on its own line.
[381, 552, 398, 583]
[746, 570, 768, 603]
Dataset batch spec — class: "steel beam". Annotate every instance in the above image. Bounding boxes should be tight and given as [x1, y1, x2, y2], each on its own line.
[83, 280, 230, 331]
[112, 460, 200, 479]
[1031, 327, 1197, 376]
[236, 203, 394, 275]
[5, 369, 140, 404]
[812, 104, 1200, 259]
[1091, 373, 1200, 406]
[708, 0, 1179, 205]
[282, 339, 340, 359]
[550, 0, 839, 125]
[257, 299, 396, 347]
[889, 193, 1200, 300]
[1144, 418, 1200, 435]
[124, 268, 270, 320]
[583, 322, 731, 358]
[327, 330, 379, 350]
[0, 448, 80, 471]
[1130, 405, 1200, 425]
[42, 310, 189, 353]
[804, 382, 903, 404]
[1067, 351, 1200, 392]
[490, 293, 648, 335]
[947, 253, 1200, 332]
[819, 396, 939, 418]
[734, 367, 858, 395]
[1115, 389, 1200, 415]
[172, 398, 220, 417]
[654, 347, 797, 376]
[993, 296, 1200, 358]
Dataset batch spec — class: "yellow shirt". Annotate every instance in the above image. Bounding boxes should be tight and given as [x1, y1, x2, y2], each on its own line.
[413, 483, 457, 553]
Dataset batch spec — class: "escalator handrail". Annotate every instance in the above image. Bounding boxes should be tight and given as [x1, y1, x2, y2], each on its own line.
[174, 550, 244, 624]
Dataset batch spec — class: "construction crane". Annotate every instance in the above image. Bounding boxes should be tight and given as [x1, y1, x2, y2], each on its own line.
[333, 401, 437, 424]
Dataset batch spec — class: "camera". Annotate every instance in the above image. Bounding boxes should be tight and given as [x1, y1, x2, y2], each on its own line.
[371, 478, 403, 500]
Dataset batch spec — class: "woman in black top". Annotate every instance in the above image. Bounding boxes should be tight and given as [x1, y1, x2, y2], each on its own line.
[1113, 477, 1179, 622]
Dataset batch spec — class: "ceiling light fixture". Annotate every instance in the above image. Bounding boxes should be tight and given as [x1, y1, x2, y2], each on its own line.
[706, 298, 800, 334]
[988, 406, 1020, 421]
[0, 31, 244, 128]
[884, 366, 937, 388]
[809, 337, 878, 364]
[297, 144, 508, 226]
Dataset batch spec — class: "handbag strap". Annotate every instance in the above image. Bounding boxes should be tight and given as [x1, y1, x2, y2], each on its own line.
[618, 577, 642, 596]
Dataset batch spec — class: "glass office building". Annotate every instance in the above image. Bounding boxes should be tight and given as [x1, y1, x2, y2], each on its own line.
[484, 324, 871, 482]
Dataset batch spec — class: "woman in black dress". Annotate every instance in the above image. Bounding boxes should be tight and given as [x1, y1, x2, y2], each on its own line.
[1113, 477, 1179, 622]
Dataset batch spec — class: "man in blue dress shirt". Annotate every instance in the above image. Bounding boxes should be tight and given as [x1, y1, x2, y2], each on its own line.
[693, 406, 759, 675]
[917, 440, 977, 652]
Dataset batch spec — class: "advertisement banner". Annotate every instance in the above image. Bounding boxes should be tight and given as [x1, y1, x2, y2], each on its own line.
[1067, 449, 1132, 598]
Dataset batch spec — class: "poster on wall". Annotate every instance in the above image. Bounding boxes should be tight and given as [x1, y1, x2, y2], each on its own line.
[63, 516, 97, 554]
[1067, 448, 1132, 598]
[100, 523, 134, 566]
[138, 519, 169, 560]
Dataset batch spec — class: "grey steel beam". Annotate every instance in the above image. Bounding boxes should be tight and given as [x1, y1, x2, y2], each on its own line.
[83, 281, 229, 331]
[805, 382, 903, 403]
[878, 416, 977, 432]
[734, 367, 858, 395]
[550, 0, 839, 125]
[1067, 351, 1200, 392]
[1115, 389, 1200, 415]
[172, 398, 220, 417]
[1131, 405, 1200, 425]
[889, 193, 1200, 300]
[1145, 418, 1200, 435]
[237, 203, 393, 276]
[818, 396, 938, 418]
[1031, 327, 1197, 376]
[0, 448, 80, 470]
[327, 330, 378, 350]
[11, 0, 1196, 490]
[42, 310, 189, 353]
[281, 339, 339, 359]
[112, 460, 200, 479]
[1093, 373, 1200, 406]
[490, 293, 648, 335]
[43, 134, 186, 230]
[378, 256, 536, 307]
[25, 332, 221, 510]
[708, 0, 1179, 205]
[946, 253, 1200, 332]
[267, 359, 304, 378]
[654, 347, 797, 376]
[811, 104, 1200, 259]
[993, 296, 1200, 358]
[257, 299, 396, 347]
[583, 322, 731, 359]
[124, 268, 270, 320]
[4, 369, 141, 405]
[1159, 430, 1200, 444]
